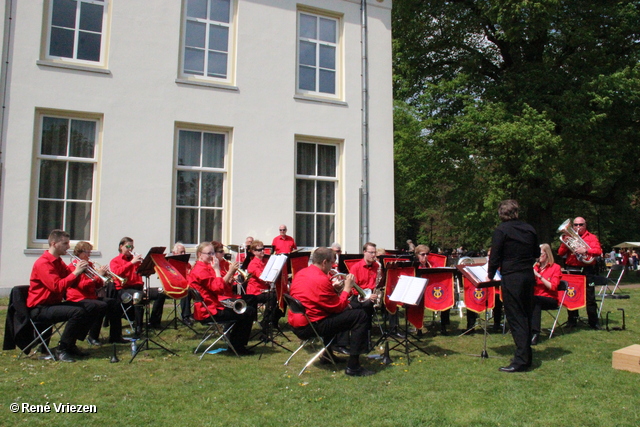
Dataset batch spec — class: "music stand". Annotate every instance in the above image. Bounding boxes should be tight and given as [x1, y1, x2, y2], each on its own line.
[130, 247, 178, 363]
[156, 253, 195, 336]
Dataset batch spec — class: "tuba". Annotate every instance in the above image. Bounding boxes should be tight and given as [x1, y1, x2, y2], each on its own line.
[220, 298, 247, 314]
[557, 219, 595, 264]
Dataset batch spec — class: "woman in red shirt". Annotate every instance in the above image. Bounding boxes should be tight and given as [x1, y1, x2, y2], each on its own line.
[531, 243, 562, 345]
[109, 237, 144, 337]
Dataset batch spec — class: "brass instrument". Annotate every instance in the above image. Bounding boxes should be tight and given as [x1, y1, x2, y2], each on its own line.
[94, 261, 127, 286]
[220, 298, 247, 314]
[328, 270, 372, 302]
[556, 218, 595, 264]
[373, 263, 384, 309]
[69, 253, 112, 285]
[233, 268, 252, 287]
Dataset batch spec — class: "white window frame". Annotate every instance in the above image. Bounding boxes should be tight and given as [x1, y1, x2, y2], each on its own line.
[180, 0, 236, 85]
[294, 139, 340, 248]
[43, 0, 110, 67]
[173, 125, 230, 246]
[296, 8, 342, 100]
[30, 111, 102, 247]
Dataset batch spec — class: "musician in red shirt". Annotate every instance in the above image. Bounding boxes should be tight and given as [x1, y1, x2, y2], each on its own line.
[557, 216, 603, 329]
[245, 240, 270, 303]
[109, 237, 145, 337]
[531, 244, 562, 345]
[27, 230, 100, 362]
[171, 242, 194, 326]
[349, 242, 380, 293]
[189, 242, 256, 355]
[288, 247, 374, 376]
[272, 224, 297, 254]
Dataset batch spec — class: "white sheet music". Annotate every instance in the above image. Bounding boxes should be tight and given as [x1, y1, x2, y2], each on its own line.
[260, 254, 288, 282]
[389, 275, 428, 305]
[466, 264, 501, 283]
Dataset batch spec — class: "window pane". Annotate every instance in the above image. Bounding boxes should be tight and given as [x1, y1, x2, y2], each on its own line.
[202, 133, 225, 168]
[296, 213, 314, 247]
[79, 2, 104, 32]
[201, 209, 222, 242]
[297, 143, 316, 175]
[37, 201, 64, 240]
[316, 181, 335, 213]
[210, 0, 231, 23]
[319, 69, 335, 94]
[300, 14, 316, 39]
[207, 51, 227, 78]
[186, 21, 206, 48]
[69, 119, 96, 158]
[296, 179, 315, 212]
[319, 45, 335, 70]
[49, 27, 75, 58]
[209, 25, 228, 52]
[201, 172, 223, 207]
[317, 145, 336, 177]
[78, 31, 101, 61]
[316, 214, 334, 247]
[299, 41, 316, 66]
[52, 0, 77, 28]
[66, 201, 91, 241]
[184, 48, 205, 75]
[186, 0, 207, 19]
[178, 130, 202, 166]
[299, 66, 315, 91]
[67, 162, 94, 200]
[176, 208, 198, 244]
[41, 117, 68, 156]
[39, 160, 66, 199]
[319, 18, 336, 43]
[177, 171, 199, 206]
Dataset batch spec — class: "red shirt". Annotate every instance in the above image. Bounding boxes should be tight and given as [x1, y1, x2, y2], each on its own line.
[349, 258, 380, 291]
[65, 260, 103, 302]
[288, 264, 350, 327]
[271, 235, 297, 254]
[246, 256, 268, 295]
[109, 253, 143, 290]
[188, 261, 228, 320]
[27, 251, 80, 308]
[534, 263, 561, 300]
[558, 230, 602, 267]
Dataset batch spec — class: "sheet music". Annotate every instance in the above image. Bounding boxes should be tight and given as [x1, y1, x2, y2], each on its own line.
[466, 264, 501, 283]
[260, 254, 288, 282]
[389, 275, 428, 305]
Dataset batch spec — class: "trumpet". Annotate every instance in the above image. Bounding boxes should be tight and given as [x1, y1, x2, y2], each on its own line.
[93, 261, 127, 286]
[69, 253, 112, 286]
[220, 298, 247, 314]
[328, 270, 372, 302]
[557, 218, 595, 264]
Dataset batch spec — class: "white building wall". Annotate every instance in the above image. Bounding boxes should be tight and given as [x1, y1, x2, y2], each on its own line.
[0, 0, 394, 292]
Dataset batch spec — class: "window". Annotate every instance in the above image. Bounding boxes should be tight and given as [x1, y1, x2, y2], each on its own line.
[182, 0, 233, 80]
[34, 114, 99, 242]
[297, 11, 340, 96]
[174, 128, 228, 245]
[295, 141, 338, 247]
[46, 0, 108, 64]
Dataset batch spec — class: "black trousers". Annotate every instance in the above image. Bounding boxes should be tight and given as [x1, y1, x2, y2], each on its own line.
[212, 305, 256, 348]
[88, 298, 123, 341]
[295, 308, 371, 355]
[501, 271, 535, 368]
[532, 295, 558, 334]
[30, 301, 101, 349]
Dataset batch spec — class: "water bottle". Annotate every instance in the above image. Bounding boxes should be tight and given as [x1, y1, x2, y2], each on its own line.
[131, 339, 137, 356]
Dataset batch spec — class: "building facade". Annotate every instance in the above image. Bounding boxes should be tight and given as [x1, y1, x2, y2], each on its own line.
[0, 0, 394, 292]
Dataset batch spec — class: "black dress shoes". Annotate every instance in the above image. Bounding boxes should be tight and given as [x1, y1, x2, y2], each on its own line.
[87, 337, 101, 347]
[590, 324, 602, 330]
[55, 348, 76, 363]
[499, 365, 526, 373]
[235, 347, 255, 356]
[67, 345, 90, 358]
[332, 346, 350, 355]
[531, 333, 539, 346]
[345, 366, 375, 377]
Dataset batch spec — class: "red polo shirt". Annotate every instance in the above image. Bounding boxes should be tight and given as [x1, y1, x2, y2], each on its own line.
[65, 260, 102, 302]
[27, 251, 80, 308]
[534, 262, 561, 299]
[188, 261, 228, 320]
[246, 256, 268, 295]
[349, 258, 380, 291]
[558, 230, 602, 267]
[109, 253, 143, 290]
[271, 235, 297, 254]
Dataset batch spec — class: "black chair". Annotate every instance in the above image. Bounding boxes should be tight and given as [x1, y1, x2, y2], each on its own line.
[283, 293, 336, 376]
[188, 287, 239, 359]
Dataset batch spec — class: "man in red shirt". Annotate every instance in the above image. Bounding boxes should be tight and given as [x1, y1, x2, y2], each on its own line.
[27, 230, 101, 362]
[288, 247, 374, 376]
[557, 216, 603, 329]
[349, 242, 381, 293]
[272, 224, 297, 254]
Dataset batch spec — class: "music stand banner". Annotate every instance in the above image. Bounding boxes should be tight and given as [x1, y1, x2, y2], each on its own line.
[419, 270, 455, 312]
[560, 273, 587, 310]
[384, 266, 416, 314]
[463, 277, 496, 313]
[427, 253, 447, 268]
[151, 253, 188, 299]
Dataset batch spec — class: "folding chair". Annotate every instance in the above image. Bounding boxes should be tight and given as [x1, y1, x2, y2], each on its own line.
[546, 280, 569, 339]
[283, 293, 336, 376]
[188, 288, 239, 359]
[599, 264, 625, 297]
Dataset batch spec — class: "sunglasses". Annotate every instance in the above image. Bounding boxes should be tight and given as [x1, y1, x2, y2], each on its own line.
[418, 253, 428, 256]
[125, 245, 134, 249]
[255, 248, 265, 251]
[573, 223, 585, 227]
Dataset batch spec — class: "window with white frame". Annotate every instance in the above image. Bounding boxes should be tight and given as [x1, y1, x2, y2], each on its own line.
[34, 115, 99, 242]
[175, 129, 227, 245]
[182, 0, 233, 80]
[297, 11, 339, 96]
[295, 141, 338, 247]
[46, 0, 108, 63]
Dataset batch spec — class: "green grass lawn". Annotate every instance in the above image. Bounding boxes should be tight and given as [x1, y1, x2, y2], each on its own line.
[1, 287, 639, 426]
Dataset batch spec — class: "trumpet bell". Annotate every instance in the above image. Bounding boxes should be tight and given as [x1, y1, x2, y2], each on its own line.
[221, 298, 247, 314]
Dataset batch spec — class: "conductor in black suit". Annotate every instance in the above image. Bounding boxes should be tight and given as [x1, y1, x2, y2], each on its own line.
[487, 200, 539, 373]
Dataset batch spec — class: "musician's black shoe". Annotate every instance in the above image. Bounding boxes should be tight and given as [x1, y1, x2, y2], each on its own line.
[67, 345, 90, 358]
[499, 365, 526, 373]
[55, 348, 76, 363]
[181, 317, 194, 327]
[531, 334, 539, 346]
[345, 366, 375, 377]
[87, 337, 101, 347]
[390, 328, 406, 339]
[235, 347, 255, 356]
[440, 326, 449, 336]
[332, 346, 350, 355]
[148, 322, 162, 329]
[590, 323, 602, 330]
[109, 338, 130, 344]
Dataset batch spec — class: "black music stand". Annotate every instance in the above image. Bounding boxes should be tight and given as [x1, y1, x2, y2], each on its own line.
[130, 247, 178, 363]
[156, 253, 195, 336]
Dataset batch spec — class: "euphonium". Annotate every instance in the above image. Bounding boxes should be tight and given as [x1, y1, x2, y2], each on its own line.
[328, 270, 371, 302]
[233, 268, 252, 286]
[556, 218, 595, 264]
[221, 298, 247, 314]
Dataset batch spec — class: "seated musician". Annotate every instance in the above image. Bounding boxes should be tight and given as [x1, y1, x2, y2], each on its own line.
[109, 237, 145, 337]
[27, 229, 102, 362]
[245, 240, 270, 304]
[66, 241, 128, 345]
[415, 244, 449, 336]
[289, 247, 375, 376]
[531, 243, 561, 345]
[189, 242, 256, 355]
[171, 242, 194, 326]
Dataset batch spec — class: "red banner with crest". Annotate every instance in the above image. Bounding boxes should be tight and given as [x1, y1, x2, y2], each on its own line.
[463, 277, 495, 313]
[559, 273, 586, 310]
[418, 270, 455, 312]
[151, 253, 188, 299]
